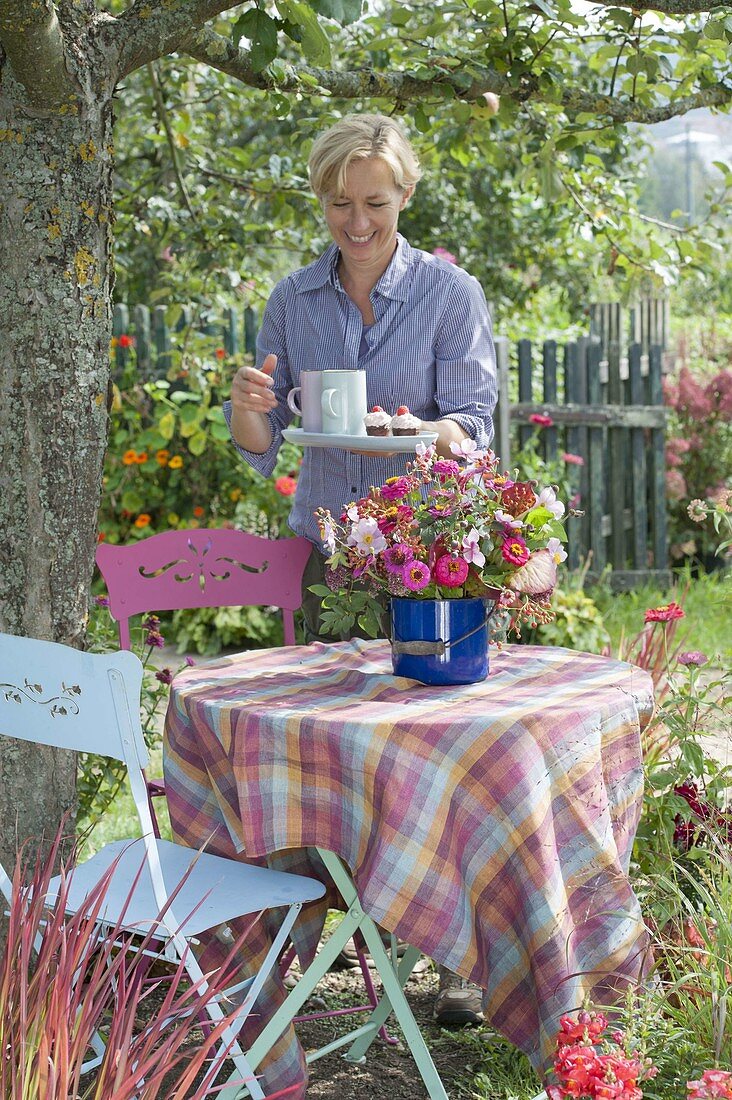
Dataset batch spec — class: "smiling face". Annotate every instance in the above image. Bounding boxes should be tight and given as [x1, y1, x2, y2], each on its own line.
[323, 156, 414, 284]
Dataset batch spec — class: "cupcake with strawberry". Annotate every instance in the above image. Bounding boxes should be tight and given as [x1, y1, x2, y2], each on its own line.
[363, 405, 392, 437]
[390, 406, 421, 436]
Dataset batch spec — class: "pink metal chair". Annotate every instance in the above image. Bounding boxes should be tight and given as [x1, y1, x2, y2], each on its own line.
[96, 527, 311, 651]
[95, 527, 395, 1040]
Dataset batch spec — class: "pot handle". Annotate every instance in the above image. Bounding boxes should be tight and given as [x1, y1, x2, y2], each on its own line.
[390, 602, 495, 655]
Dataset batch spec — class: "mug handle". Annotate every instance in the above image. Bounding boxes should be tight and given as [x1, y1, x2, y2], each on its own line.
[286, 387, 302, 416]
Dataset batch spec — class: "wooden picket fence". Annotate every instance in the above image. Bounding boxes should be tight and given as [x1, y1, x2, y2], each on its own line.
[112, 297, 670, 589]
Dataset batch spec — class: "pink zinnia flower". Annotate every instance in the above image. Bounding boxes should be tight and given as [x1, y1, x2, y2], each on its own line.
[678, 650, 708, 666]
[501, 535, 530, 566]
[562, 452, 584, 466]
[381, 476, 412, 501]
[383, 543, 415, 574]
[402, 560, 431, 591]
[644, 602, 685, 623]
[434, 554, 469, 587]
[432, 459, 461, 479]
[432, 246, 457, 264]
[530, 413, 553, 428]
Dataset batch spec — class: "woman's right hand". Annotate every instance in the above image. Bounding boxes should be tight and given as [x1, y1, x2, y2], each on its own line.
[231, 353, 278, 414]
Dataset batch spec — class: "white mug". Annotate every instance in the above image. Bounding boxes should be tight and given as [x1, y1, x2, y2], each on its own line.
[319, 370, 367, 436]
[286, 371, 323, 433]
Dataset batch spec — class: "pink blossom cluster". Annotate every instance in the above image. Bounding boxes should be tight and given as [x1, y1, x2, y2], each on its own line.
[315, 442, 570, 636]
[547, 1012, 657, 1100]
[663, 366, 732, 421]
[687, 1070, 732, 1098]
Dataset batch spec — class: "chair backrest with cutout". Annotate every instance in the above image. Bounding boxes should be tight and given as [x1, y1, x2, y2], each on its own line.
[0, 633, 147, 765]
[96, 529, 312, 649]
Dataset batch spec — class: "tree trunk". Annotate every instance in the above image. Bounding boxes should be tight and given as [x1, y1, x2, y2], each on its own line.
[0, 57, 115, 871]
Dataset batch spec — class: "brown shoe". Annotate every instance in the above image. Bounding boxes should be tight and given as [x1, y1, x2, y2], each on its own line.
[331, 931, 428, 973]
[432, 964, 484, 1026]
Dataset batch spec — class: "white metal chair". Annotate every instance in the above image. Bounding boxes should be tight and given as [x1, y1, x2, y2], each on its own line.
[0, 631, 325, 1099]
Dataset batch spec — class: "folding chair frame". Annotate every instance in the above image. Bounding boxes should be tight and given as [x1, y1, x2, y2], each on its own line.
[0, 634, 325, 1100]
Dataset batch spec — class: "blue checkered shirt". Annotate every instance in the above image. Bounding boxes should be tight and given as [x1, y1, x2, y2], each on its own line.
[224, 235, 497, 547]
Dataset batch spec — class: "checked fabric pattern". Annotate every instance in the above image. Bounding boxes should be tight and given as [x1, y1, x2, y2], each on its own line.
[164, 640, 655, 1097]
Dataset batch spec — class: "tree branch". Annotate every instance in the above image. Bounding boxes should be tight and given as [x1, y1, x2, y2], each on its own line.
[0, 0, 76, 107]
[591, 0, 725, 12]
[107, 0, 243, 79]
[182, 25, 732, 124]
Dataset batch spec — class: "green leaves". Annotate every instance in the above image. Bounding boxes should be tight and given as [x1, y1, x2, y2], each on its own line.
[231, 8, 278, 72]
[277, 0, 331, 64]
[308, 0, 362, 25]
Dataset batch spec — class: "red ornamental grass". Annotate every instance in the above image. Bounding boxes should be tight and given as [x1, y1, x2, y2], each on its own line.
[0, 826, 295, 1100]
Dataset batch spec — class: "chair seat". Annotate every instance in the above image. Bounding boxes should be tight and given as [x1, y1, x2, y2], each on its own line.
[48, 838, 325, 939]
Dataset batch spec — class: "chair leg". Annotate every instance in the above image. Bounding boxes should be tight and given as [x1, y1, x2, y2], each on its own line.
[315, 850, 448, 1100]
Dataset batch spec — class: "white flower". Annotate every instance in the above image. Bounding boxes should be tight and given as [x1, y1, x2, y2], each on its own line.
[494, 509, 524, 530]
[321, 516, 337, 554]
[449, 438, 485, 460]
[347, 504, 360, 523]
[461, 527, 486, 567]
[507, 549, 557, 595]
[546, 537, 567, 564]
[348, 517, 387, 557]
[535, 486, 565, 520]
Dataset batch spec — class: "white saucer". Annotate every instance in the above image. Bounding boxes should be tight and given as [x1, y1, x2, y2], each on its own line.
[282, 428, 438, 453]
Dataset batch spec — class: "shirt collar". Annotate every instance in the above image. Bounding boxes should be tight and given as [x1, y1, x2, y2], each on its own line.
[295, 234, 413, 302]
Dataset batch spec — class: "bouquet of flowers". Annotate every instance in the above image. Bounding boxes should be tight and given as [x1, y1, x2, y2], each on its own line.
[314, 440, 569, 640]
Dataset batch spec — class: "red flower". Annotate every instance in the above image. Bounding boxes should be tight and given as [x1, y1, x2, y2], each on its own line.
[434, 554, 469, 587]
[501, 535, 530, 566]
[118, 333, 134, 348]
[644, 602, 685, 623]
[215, 347, 227, 360]
[275, 475, 297, 496]
[530, 413, 554, 428]
[193, 505, 205, 518]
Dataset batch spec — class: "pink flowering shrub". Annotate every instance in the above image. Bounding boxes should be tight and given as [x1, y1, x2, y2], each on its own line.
[313, 442, 570, 639]
[547, 1012, 732, 1100]
[663, 362, 732, 563]
[547, 1012, 658, 1100]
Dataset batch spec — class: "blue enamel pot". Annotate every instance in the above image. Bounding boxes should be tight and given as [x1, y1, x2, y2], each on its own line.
[390, 597, 493, 686]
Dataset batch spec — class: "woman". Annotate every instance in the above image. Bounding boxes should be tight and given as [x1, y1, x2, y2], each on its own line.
[225, 114, 496, 1025]
[227, 113, 497, 640]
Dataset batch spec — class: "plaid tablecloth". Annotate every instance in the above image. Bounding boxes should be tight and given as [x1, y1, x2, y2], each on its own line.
[164, 640, 655, 1098]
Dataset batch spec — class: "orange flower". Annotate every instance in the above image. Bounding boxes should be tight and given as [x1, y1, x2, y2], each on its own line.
[110, 336, 119, 349]
[122, 449, 137, 465]
[168, 455, 183, 469]
[193, 506, 205, 518]
[135, 452, 148, 464]
[97, 531, 106, 542]
[215, 347, 227, 360]
[134, 514, 151, 528]
[229, 488, 242, 502]
[275, 475, 297, 496]
[156, 449, 170, 466]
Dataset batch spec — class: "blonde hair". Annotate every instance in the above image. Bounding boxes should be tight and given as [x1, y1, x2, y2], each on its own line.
[308, 114, 422, 200]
